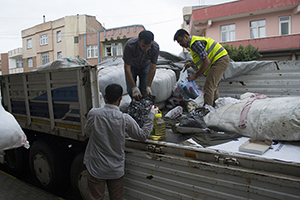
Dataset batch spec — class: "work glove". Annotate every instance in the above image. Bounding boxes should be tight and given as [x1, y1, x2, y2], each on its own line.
[146, 86, 152, 95]
[132, 87, 142, 100]
[150, 105, 158, 115]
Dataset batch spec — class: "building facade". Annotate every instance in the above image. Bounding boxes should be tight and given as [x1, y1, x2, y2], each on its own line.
[21, 14, 105, 72]
[8, 48, 24, 74]
[78, 25, 145, 64]
[183, 0, 300, 60]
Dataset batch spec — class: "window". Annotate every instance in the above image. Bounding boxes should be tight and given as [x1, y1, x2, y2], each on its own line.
[250, 20, 266, 39]
[87, 45, 98, 58]
[40, 34, 48, 45]
[127, 27, 129, 33]
[221, 24, 235, 42]
[105, 44, 111, 56]
[105, 43, 122, 56]
[104, 30, 106, 36]
[279, 16, 290, 36]
[27, 39, 32, 49]
[57, 31, 61, 42]
[16, 60, 23, 68]
[74, 36, 78, 43]
[28, 58, 33, 67]
[119, 28, 121, 34]
[57, 51, 62, 59]
[111, 29, 114, 36]
[41, 52, 49, 65]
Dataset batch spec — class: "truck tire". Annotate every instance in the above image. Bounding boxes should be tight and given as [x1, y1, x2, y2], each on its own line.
[29, 139, 65, 193]
[70, 152, 89, 200]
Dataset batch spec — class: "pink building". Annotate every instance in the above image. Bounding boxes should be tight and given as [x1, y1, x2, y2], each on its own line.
[183, 0, 300, 60]
[78, 25, 145, 64]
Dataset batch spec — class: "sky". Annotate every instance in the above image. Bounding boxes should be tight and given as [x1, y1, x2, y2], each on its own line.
[0, 0, 235, 55]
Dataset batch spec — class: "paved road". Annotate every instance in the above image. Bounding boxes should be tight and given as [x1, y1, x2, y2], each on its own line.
[0, 170, 63, 200]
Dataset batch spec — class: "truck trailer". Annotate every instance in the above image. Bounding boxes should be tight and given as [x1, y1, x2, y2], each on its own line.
[0, 58, 300, 200]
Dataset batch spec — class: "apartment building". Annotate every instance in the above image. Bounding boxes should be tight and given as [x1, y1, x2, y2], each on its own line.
[21, 14, 105, 72]
[78, 25, 145, 64]
[183, 0, 300, 60]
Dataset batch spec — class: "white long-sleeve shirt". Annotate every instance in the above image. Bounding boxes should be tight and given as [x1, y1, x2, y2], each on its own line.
[83, 104, 155, 179]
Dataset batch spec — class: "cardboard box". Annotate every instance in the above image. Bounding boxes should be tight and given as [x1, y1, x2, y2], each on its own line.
[239, 138, 273, 155]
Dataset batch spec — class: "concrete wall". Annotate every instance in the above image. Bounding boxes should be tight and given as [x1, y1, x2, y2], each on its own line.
[0, 53, 8, 75]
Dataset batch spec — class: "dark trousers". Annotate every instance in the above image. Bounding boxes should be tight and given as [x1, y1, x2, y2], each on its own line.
[87, 171, 124, 200]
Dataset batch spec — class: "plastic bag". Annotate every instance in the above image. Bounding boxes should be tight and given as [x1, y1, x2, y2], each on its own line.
[165, 106, 183, 119]
[179, 107, 207, 128]
[127, 95, 156, 127]
[174, 69, 200, 99]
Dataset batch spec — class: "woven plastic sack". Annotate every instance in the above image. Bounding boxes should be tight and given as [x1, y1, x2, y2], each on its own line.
[204, 95, 300, 141]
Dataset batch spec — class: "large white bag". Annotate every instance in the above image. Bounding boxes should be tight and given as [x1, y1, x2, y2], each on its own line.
[151, 68, 176, 103]
[204, 95, 300, 141]
[98, 63, 127, 96]
[98, 64, 176, 103]
[0, 101, 30, 151]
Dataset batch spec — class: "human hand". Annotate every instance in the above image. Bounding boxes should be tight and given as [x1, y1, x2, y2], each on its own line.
[184, 62, 194, 72]
[187, 74, 197, 82]
[150, 105, 158, 115]
[132, 87, 142, 100]
[146, 86, 152, 95]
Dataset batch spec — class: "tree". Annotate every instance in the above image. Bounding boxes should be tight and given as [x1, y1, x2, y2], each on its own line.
[223, 43, 262, 61]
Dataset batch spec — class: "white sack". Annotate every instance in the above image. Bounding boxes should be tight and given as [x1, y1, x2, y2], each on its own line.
[98, 65, 176, 103]
[151, 68, 176, 103]
[98, 64, 127, 96]
[0, 101, 30, 151]
[204, 96, 300, 141]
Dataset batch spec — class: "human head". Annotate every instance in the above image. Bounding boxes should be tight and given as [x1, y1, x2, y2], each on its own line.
[138, 30, 154, 53]
[105, 84, 123, 104]
[173, 29, 190, 48]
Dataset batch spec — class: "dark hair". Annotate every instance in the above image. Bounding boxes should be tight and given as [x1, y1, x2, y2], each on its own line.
[105, 84, 123, 104]
[138, 30, 154, 45]
[173, 29, 190, 41]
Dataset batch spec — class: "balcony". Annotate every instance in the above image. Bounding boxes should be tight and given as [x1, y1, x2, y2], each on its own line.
[8, 48, 23, 59]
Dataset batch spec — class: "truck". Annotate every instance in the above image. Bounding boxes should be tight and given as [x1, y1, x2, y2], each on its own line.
[0, 57, 300, 200]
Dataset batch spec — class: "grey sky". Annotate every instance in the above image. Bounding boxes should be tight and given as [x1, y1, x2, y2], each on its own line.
[0, 0, 235, 55]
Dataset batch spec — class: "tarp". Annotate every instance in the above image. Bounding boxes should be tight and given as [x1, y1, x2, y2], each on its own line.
[33, 57, 89, 71]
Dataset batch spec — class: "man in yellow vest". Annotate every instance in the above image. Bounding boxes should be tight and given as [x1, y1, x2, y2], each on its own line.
[174, 29, 230, 107]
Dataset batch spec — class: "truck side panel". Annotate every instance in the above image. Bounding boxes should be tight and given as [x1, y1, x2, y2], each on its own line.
[0, 66, 98, 141]
[124, 139, 300, 200]
[195, 61, 300, 98]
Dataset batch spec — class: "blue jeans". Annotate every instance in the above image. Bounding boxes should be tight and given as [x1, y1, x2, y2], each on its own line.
[126, 63, 150, 97]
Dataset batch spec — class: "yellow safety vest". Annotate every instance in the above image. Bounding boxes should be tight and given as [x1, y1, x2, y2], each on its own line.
[190, 36, 228, 76]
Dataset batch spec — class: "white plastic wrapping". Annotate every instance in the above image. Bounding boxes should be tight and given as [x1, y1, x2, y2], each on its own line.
[98, 64, 176, 103]
[33, 57, 89, 71]
[151, 68, 176, 103]
[98, 64, 127, 96]
[204, 94, 300, 141]
[0, 99, 29, 151]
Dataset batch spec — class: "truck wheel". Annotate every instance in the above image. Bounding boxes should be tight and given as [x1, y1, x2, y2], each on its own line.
[29, 140, 63, 193]
[70, 152, 89, 200]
